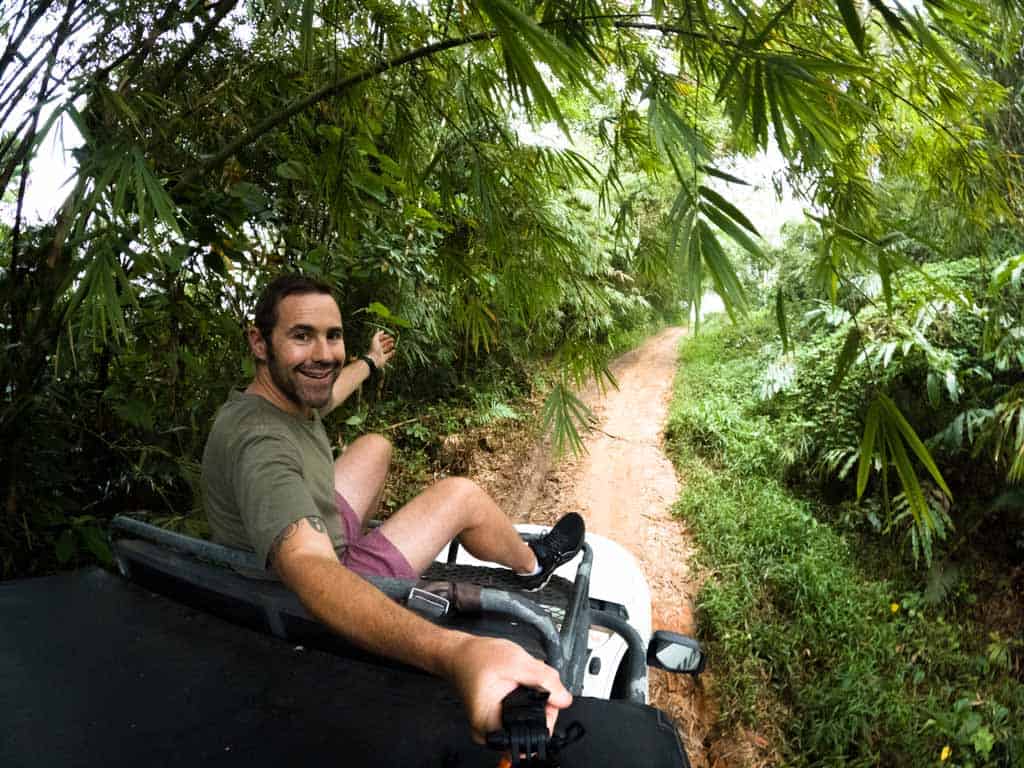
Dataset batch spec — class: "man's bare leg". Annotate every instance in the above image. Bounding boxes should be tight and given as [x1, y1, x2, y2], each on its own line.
[333, 433, 392, 526]
[377, 477, 537, 575]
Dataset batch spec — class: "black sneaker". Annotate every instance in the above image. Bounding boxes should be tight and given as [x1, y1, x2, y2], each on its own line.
[517, 513, 585, 591]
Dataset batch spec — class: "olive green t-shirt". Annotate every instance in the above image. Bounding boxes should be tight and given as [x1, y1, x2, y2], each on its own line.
[201, 391, 345, 568]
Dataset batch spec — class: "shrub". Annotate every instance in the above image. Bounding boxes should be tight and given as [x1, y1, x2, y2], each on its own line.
[670, 317, 1024, 766]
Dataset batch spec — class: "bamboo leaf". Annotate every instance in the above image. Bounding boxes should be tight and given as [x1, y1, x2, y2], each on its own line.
[879, 251, 893, 313]
[927, 372, 941, 407]
[698, 185, 761, 235]
[776, 288, 789, 354]
[541, 380, 593, 456]
[764, 68, 791, 158]
[276, 160, 307, 181]
[885, 428, 931, 557]
[731, 64, 753, 133]
[687, 224, 704, 327]
[715, 41, 751, 104]
[837, 0, 866, 54]
[698, 165, 751, 187]
[878, 393, 953, 499]
[829, 326, 861, 393]
[714, 0, 796, 102]
[751, 61, 768, 147]
[135, 150, 182, 238]
[476, 0, 585, 132]
[700, 201, 765, 261]
[866, 0, 912, 38]
[668, 184, 697, 258]
[857, 398, 882, 498]
[697, 220, 747, 318]
[648, 89, 712, 164]
[904, 7, 967, 81]
[112, 158, 130, 220]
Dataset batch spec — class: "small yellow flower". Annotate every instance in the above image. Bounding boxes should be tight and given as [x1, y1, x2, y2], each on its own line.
[890, 602, 900, 614]
[940, 745, 951, 762]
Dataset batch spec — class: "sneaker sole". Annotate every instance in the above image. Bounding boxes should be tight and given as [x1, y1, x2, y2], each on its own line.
[519, 548, 582, 592]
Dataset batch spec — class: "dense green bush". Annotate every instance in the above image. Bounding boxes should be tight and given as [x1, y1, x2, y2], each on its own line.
[757, 232, 1024, 567]
[670, 318, 1024, 767]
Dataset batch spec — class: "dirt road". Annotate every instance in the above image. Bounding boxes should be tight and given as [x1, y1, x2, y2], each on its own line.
[476, 326, 713, 766]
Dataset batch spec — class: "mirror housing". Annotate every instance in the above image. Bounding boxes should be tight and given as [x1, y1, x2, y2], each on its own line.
[646, 631, 705, 676]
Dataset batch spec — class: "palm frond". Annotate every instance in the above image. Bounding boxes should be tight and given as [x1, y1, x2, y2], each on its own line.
[541, 379, 595, 456]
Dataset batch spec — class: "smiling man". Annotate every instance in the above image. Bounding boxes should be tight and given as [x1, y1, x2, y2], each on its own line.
[201, 274, 584, 741]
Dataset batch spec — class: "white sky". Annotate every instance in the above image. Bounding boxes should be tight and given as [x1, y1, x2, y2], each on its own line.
[517, 115, 808, 247]
[17, 111, 82, 222]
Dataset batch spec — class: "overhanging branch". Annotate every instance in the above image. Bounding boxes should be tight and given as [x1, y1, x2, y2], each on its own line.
[171, 29, 496, 193]
[169, 12, 730, 192]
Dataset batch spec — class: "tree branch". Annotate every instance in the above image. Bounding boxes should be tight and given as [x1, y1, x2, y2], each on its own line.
[171, 29, 497, 193]
[151, 0, 239, 96]
[0, 0, 52, 83]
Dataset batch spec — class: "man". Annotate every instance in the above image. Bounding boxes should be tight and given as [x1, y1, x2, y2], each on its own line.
[201, 274, 585, 742]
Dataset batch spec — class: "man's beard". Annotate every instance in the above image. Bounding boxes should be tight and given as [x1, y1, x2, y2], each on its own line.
[265, 342, 340, 411]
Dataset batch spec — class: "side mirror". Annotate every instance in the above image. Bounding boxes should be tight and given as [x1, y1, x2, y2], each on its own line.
[646, 630, 706, 676]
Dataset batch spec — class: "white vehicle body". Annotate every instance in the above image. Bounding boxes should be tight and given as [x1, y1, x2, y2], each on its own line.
[434, 524, 652, 699]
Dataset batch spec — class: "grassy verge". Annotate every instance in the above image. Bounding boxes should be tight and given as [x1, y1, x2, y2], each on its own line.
[668, 316, 1023, 767]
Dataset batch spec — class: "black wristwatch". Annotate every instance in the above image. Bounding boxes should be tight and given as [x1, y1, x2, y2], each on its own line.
[358, 354, 377, 377]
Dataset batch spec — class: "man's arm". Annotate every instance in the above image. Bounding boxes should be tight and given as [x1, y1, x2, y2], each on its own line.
[271, 516, 571, 740]
[320, 330, 396, 417]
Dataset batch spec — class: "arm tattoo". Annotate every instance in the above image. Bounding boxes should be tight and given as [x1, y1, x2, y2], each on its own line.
[269, 515, 328, 562]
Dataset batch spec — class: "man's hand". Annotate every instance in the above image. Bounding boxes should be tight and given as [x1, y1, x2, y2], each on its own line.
[322, 330, 397, 416]
[271, 518, 572, 744]
[367, 330, 396, 370]
[445, 635, 572, 744]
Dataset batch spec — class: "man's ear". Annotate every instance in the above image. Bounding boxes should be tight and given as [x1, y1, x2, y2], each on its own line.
[247, 326, 268, 363]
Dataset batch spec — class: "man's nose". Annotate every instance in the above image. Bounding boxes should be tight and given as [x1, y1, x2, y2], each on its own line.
[312, 336, 330, 361]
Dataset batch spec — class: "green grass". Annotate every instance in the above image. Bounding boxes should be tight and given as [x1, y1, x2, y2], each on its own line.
[669, 317, 1024, 767]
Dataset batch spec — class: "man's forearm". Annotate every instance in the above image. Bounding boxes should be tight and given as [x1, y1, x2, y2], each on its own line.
[321, 359, 373, 418]
[280, 551, 465, 678]
[277, 545, 571, 741]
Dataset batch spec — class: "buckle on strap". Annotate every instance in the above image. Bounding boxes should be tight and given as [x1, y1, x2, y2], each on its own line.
[406, 587, 450, 619]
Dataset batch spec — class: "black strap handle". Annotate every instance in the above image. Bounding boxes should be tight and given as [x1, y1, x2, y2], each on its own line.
[484, 687, 585, 767]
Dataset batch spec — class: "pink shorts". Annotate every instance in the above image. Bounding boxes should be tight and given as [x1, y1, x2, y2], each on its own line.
[335, 492, 417, 579]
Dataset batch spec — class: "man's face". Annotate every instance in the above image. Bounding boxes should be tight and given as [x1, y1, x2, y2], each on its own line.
[261, 293, 346, 412]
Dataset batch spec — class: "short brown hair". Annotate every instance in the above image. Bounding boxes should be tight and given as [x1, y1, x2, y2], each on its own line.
[253, 274, 334, 343]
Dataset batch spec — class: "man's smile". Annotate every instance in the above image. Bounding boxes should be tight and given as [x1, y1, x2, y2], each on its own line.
[297, 365, 338, 380]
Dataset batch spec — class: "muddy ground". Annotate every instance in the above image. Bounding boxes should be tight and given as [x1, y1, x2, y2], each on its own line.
[460, 327, 736, 767]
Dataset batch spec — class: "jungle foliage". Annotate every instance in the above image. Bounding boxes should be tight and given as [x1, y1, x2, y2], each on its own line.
[761, 239, 1024, 566]
[669, 319, 1024, 767]
[1, 0, 1021, 584]
[750, 3, 1024, 569]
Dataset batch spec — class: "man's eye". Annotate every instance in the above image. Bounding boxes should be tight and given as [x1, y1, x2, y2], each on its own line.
[293, 332, 309, 341]
[328, 331, 343, 340]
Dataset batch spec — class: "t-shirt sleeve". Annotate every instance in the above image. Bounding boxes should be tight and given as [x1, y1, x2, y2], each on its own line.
[231, 428, 321, 568]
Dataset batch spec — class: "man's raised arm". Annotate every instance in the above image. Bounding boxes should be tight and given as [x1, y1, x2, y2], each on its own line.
[320, 330, 396, 417]
[269, 516, 571, 740]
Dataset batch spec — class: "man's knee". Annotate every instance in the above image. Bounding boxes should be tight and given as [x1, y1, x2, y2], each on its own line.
[349, 433, 393, 462]
[433, 476, 484, 506]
